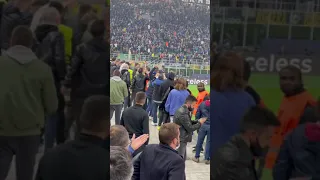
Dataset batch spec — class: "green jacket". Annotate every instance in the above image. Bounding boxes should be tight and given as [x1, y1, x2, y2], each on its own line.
[110, 76, 128, 105]
[0, 46, 58, 136]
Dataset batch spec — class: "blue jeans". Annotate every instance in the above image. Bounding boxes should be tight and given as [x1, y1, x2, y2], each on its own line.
[147, 97, 153, 116]
[45, 113, 58, 152]
[152, 102, 161, 124]
[195, 123, 210, 160]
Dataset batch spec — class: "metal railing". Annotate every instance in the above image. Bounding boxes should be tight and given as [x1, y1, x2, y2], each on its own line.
[212, 7, 320, 47]
[216, 0, 320, 12]
[110, 52, 210, 76]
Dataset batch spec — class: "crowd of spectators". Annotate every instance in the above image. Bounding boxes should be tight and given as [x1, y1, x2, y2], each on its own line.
[110, 0, 210, 62]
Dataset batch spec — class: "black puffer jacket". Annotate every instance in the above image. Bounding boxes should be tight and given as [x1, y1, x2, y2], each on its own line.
[0, 2, 32, 50]
[211, 135, 258, 180]
[173, 105, 201, 143]
[131, 73, 146, 92]
[121, 69, 131, 89]
[35, 25, 66, 84]
[159, 75, 175, 110]
[64, 37, 109, 98]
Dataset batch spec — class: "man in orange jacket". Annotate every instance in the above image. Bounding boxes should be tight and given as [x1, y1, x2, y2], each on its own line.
[265, 65, 316, 169]
[193, 82, 209, 116]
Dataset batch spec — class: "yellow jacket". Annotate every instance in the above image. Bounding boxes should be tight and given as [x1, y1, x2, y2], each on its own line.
[128, 69, 133, 81]
[58, 24, 73, 65]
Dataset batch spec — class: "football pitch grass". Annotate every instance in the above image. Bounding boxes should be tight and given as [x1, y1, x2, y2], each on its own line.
[189, 73, 320, 180]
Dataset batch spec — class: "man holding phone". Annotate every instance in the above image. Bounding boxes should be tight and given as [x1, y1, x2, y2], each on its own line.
[173, 95, 207, 161]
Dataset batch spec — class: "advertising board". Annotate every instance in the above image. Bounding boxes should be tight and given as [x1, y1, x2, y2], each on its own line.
[187, 74, 210, 85]
[242, 53, 320, 75]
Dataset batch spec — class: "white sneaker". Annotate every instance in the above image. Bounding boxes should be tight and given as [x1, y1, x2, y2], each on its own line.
[151, 122, 157, 126]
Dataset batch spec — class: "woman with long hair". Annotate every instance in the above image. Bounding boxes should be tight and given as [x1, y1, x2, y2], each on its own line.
[165, 78, 191, 122]
[210, 52, 256, 154]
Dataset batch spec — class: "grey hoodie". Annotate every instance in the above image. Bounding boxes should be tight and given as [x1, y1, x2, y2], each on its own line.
[4, 45, 38, 64]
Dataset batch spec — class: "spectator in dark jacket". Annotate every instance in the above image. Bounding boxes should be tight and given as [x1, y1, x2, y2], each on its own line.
[148, 66, 158, 81]
[211, 106, 280, 180]
[34, 7, 66, 151]
[145, 69, 158, 116]
[158, 72, 176, 126]
[35, 96, 110, 180]
[193, 97, 211, 164]
[0, 0, 33, 52]
[151, 73, 165, 126]
[273, 99, 320, 180]
[133, 123, 185, 180]
[63, 20, 109, 140]
[131, 68, 147, 105]
[173, 95, 207, 161]
[120, 63, 131, 108]
[121, 92, 150, 156]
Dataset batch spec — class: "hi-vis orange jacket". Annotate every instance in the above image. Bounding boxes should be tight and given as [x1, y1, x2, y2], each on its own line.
[193, 90, 209, 116]
[264, 91, 316, 169]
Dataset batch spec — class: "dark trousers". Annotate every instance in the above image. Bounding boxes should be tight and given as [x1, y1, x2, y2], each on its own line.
[152, 102, 161, 124]
[65, 98, 85, 140]
[0, 135, 40, 180]
[146, 97, 153, 116]
[177, 141, 188, 161]
[44, 109, 65, 152]
[158, 109, 169, 126]
[124, 92, 131, 109]
[110, 104, 123, 125]
[131, 91, 137, 106]
[195, 124, 210, 160]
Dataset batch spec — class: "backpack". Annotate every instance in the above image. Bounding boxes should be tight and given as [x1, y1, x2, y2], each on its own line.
[121, 71, 130, 86]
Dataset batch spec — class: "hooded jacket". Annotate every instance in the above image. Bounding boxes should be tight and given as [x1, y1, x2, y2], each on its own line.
[152, 78, 164, 103]
[0, 45, 58, 136]
[35, 24, 66, 85]
[273, 123, 320, 180]
[110, 76, 128, 105]
[159, 72, 175, 99]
